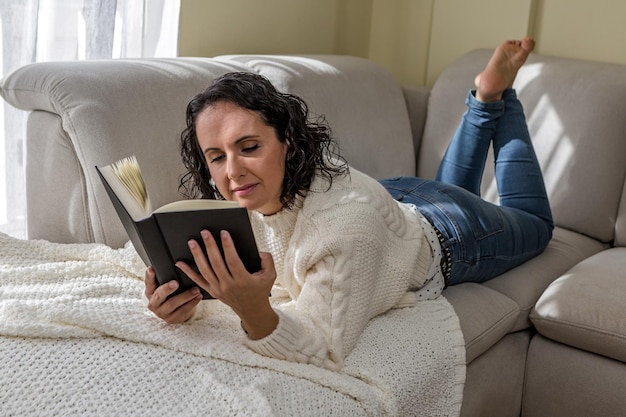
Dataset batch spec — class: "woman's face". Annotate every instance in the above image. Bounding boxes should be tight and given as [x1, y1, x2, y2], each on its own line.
[195, 101, 288, 215]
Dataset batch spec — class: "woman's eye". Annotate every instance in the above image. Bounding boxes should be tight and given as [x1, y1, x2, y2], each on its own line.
[209, 155, 224, 163]
[242, 144, 259, 153]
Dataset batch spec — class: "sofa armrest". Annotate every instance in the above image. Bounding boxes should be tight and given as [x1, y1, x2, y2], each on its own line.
[1, 58, 253, 246]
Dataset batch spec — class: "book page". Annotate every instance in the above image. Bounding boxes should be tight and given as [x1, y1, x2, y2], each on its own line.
[154, 199, 239, 214]
[111, 156, 152, 211]
[98, 156, 153, 221]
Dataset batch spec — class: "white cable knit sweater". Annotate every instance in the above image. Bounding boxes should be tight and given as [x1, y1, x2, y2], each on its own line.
[246, 166, 438, 370]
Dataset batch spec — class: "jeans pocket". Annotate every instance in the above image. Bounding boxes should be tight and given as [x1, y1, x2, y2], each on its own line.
[379, 176, 419, 202]
[438, 187, 504, 240]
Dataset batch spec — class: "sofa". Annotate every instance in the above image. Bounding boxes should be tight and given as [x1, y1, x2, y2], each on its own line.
[1, 48, 625, 417]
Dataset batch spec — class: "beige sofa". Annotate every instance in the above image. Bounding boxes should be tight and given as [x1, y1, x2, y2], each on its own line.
[1, 49, 625, 417]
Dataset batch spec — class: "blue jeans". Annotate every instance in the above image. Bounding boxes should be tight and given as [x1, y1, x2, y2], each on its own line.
[380, 90, 553, 285]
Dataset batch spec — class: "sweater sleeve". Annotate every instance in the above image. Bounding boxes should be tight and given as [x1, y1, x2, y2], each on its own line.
[243, 241, 356, 371]
[243, 185, 430, 370]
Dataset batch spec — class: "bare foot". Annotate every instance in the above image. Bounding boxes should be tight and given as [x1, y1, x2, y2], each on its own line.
[474, 37, 535, 102]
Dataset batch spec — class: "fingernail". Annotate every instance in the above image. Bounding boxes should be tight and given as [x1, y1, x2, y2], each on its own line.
[201, 230, 210, 239]
[168, 280, 178, 289]
[221, 230, 230, 239]
[188, 240, 197, 248]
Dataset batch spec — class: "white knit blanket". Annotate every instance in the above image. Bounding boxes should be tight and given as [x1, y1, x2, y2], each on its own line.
[0, 232, 465, 416]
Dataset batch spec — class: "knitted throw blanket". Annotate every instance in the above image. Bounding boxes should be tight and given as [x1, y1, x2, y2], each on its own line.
[0, 232, 465, 416]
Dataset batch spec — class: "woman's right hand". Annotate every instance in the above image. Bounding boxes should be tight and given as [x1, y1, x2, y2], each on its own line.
[144, 266, 203, 324]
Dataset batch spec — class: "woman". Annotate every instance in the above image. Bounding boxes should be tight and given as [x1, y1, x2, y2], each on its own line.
[145, 38, 553, 370]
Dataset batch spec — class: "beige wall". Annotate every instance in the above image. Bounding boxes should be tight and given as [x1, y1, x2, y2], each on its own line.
[179, 0, 626, 87]
[178, 0, 372, 56]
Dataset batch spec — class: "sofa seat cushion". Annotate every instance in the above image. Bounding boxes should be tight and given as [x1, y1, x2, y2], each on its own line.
[444, 283, 519, 363]
[530, 247, 626, 363]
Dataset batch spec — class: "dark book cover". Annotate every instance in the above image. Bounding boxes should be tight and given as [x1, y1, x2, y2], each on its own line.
[96, 166, 261, 299]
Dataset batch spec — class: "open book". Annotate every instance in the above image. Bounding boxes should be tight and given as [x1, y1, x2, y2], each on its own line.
[96, 156, 261, 299]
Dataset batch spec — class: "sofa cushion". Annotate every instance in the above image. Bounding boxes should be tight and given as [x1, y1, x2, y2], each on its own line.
[444, 283, 519, 363]
[418, 49, 626, 244]
[216, 55, 416, 180]
[530, 247, 626, 363]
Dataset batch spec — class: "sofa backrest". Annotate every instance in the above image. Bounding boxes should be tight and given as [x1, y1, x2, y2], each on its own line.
[215, 55, 416, 181]
[418, 49, 626, 245]
[1, 55, 415, 247]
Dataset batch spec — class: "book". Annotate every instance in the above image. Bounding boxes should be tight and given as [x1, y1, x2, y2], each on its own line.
[96, 156, 261, 299]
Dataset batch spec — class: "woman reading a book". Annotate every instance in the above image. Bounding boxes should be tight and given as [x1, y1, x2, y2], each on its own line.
[145, 38, 553, 370]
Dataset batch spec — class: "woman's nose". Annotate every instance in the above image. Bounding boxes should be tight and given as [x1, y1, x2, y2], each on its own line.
[227, 156, 246, 180]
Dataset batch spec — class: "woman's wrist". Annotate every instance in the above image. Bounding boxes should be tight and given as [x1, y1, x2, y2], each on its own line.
[240, 304, 279, 340]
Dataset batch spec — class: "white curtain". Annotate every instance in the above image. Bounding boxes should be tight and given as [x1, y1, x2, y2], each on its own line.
[0, 0, 180, 239]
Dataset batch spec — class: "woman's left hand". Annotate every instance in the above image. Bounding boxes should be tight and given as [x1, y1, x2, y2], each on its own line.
[176, 229, 279, 339]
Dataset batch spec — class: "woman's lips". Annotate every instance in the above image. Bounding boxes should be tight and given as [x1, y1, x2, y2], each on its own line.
[233, 183, 257, 196]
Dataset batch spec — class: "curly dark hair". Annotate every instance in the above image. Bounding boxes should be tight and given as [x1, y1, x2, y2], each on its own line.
[179, 72, 348, 209]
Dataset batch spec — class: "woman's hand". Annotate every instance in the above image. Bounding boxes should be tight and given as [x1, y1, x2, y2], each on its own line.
[176, 229, 279, 339]
[144, 266, 203, 324]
